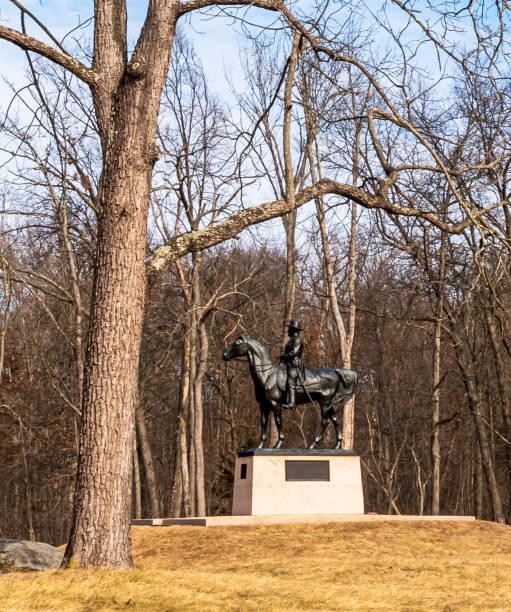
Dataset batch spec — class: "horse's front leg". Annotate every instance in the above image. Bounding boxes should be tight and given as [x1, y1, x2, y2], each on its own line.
[329, 407, 343, 449]
[257, 405, 270, 449]
[272, 403, 284, 449]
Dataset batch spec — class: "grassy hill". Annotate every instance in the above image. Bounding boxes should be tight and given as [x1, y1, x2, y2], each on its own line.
[1, 521, 510, 610]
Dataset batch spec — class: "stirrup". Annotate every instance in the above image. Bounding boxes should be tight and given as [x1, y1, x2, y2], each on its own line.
[282, 403, 296, 410]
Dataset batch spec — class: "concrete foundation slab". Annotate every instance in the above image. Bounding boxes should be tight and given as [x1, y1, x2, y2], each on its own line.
[132, 514, 476, 527]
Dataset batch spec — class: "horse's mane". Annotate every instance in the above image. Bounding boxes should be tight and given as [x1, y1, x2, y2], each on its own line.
[246, 338, 275, 364]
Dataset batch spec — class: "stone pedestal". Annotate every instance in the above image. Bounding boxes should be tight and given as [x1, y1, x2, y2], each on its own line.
[232, 449, 364, 516]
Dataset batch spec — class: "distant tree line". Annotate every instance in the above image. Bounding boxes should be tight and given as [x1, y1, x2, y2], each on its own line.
[2, 222, 511, 543]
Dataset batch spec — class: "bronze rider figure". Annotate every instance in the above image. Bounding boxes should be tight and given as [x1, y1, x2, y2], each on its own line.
[280, 320, 305, 410]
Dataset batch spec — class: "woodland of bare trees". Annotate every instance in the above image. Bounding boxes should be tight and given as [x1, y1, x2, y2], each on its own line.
[0, 0, 510, 568]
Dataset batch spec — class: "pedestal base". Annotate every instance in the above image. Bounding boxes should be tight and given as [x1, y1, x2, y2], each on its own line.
[232, 449, 364, 516]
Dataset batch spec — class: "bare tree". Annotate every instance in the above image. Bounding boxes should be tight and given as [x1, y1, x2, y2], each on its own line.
[1, 0, 507, 568]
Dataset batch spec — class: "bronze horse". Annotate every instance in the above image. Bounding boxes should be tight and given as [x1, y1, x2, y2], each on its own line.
[222, 336, 357, 449]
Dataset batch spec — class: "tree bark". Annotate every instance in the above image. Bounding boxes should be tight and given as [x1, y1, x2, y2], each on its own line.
[22, 450, 35, 542]
[484, 304, 511, 520]
[179, 414, 192, 517]
[173, 325, 192, 517]
[60, 194, 85, 408]
[171, 440, 183, 518]
[133, 434, 142, 520]
[0, 257, 12, 386]
[474, 444, 483, 519]
[341, 201, 358, 449]
[456, 343, 504, 522]
[431, 231, 446, 515]
[187, 308, 197, 515]
[193, 320, 208, 516]
[135, 407, 160, 518]
[63, 5, 178, 568]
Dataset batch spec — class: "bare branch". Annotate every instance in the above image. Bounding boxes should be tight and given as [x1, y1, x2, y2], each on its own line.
[177, 0, 283, 17]
[146, 177, 506, 275]
[0, 25, 97, 85]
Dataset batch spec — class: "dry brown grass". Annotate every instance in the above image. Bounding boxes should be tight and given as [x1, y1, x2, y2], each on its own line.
[1, 521, 511, 611]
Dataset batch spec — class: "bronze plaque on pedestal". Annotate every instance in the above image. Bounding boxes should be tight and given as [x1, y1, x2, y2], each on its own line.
[285, 460, 330, 481]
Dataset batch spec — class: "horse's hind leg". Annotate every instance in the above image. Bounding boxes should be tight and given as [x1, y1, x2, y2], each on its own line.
[308, 406, 329, 449]
[272, 403, 284, 449]
[328, 407, 342, 449]
[257, 406, 270, 449]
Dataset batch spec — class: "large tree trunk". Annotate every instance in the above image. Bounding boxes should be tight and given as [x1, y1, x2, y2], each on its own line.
[454, 340, 504, 523]
[63, 159, 151, 568]
[188, 306, 198, 515]
[430, 310, 442, 516]
[484, 304, 511, 521]
[193, 320, 208, 517]
[171, 441, 183, 518]
[431, 231, 446, 515]
[474, 444, 484, 519]
[63, 7, 177, 568]
[172, 325, 192, 517]
[133, 435, 142, 520]
[179, 414, 192, 517]
[0, 256, 12, 386]
[135, 407, 160, 518]
[22, 449, 35, 542]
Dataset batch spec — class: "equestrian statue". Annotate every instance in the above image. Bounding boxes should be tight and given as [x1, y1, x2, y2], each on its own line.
[222, 323, 357, 449]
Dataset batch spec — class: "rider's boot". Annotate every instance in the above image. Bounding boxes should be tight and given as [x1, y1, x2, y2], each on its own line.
[282, 384, 296, 410]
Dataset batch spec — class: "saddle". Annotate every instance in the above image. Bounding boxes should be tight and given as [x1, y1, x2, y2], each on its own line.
[267, 364, 352, 395]
[269, 364, 313, 394]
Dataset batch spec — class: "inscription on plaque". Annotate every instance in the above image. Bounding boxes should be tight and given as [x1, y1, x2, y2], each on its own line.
[285, 460, 330, 481]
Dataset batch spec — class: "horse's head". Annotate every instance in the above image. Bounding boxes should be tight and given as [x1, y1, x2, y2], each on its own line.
[222, 335, 249, 361]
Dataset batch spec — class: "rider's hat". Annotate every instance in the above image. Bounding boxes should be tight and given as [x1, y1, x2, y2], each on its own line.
[288, 320, 303, 331]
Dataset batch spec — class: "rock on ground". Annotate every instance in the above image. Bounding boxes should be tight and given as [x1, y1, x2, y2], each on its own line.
[0, 539, 63, 572]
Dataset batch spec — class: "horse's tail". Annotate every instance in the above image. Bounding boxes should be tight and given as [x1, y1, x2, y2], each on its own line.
[334, 368, 358, 404]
